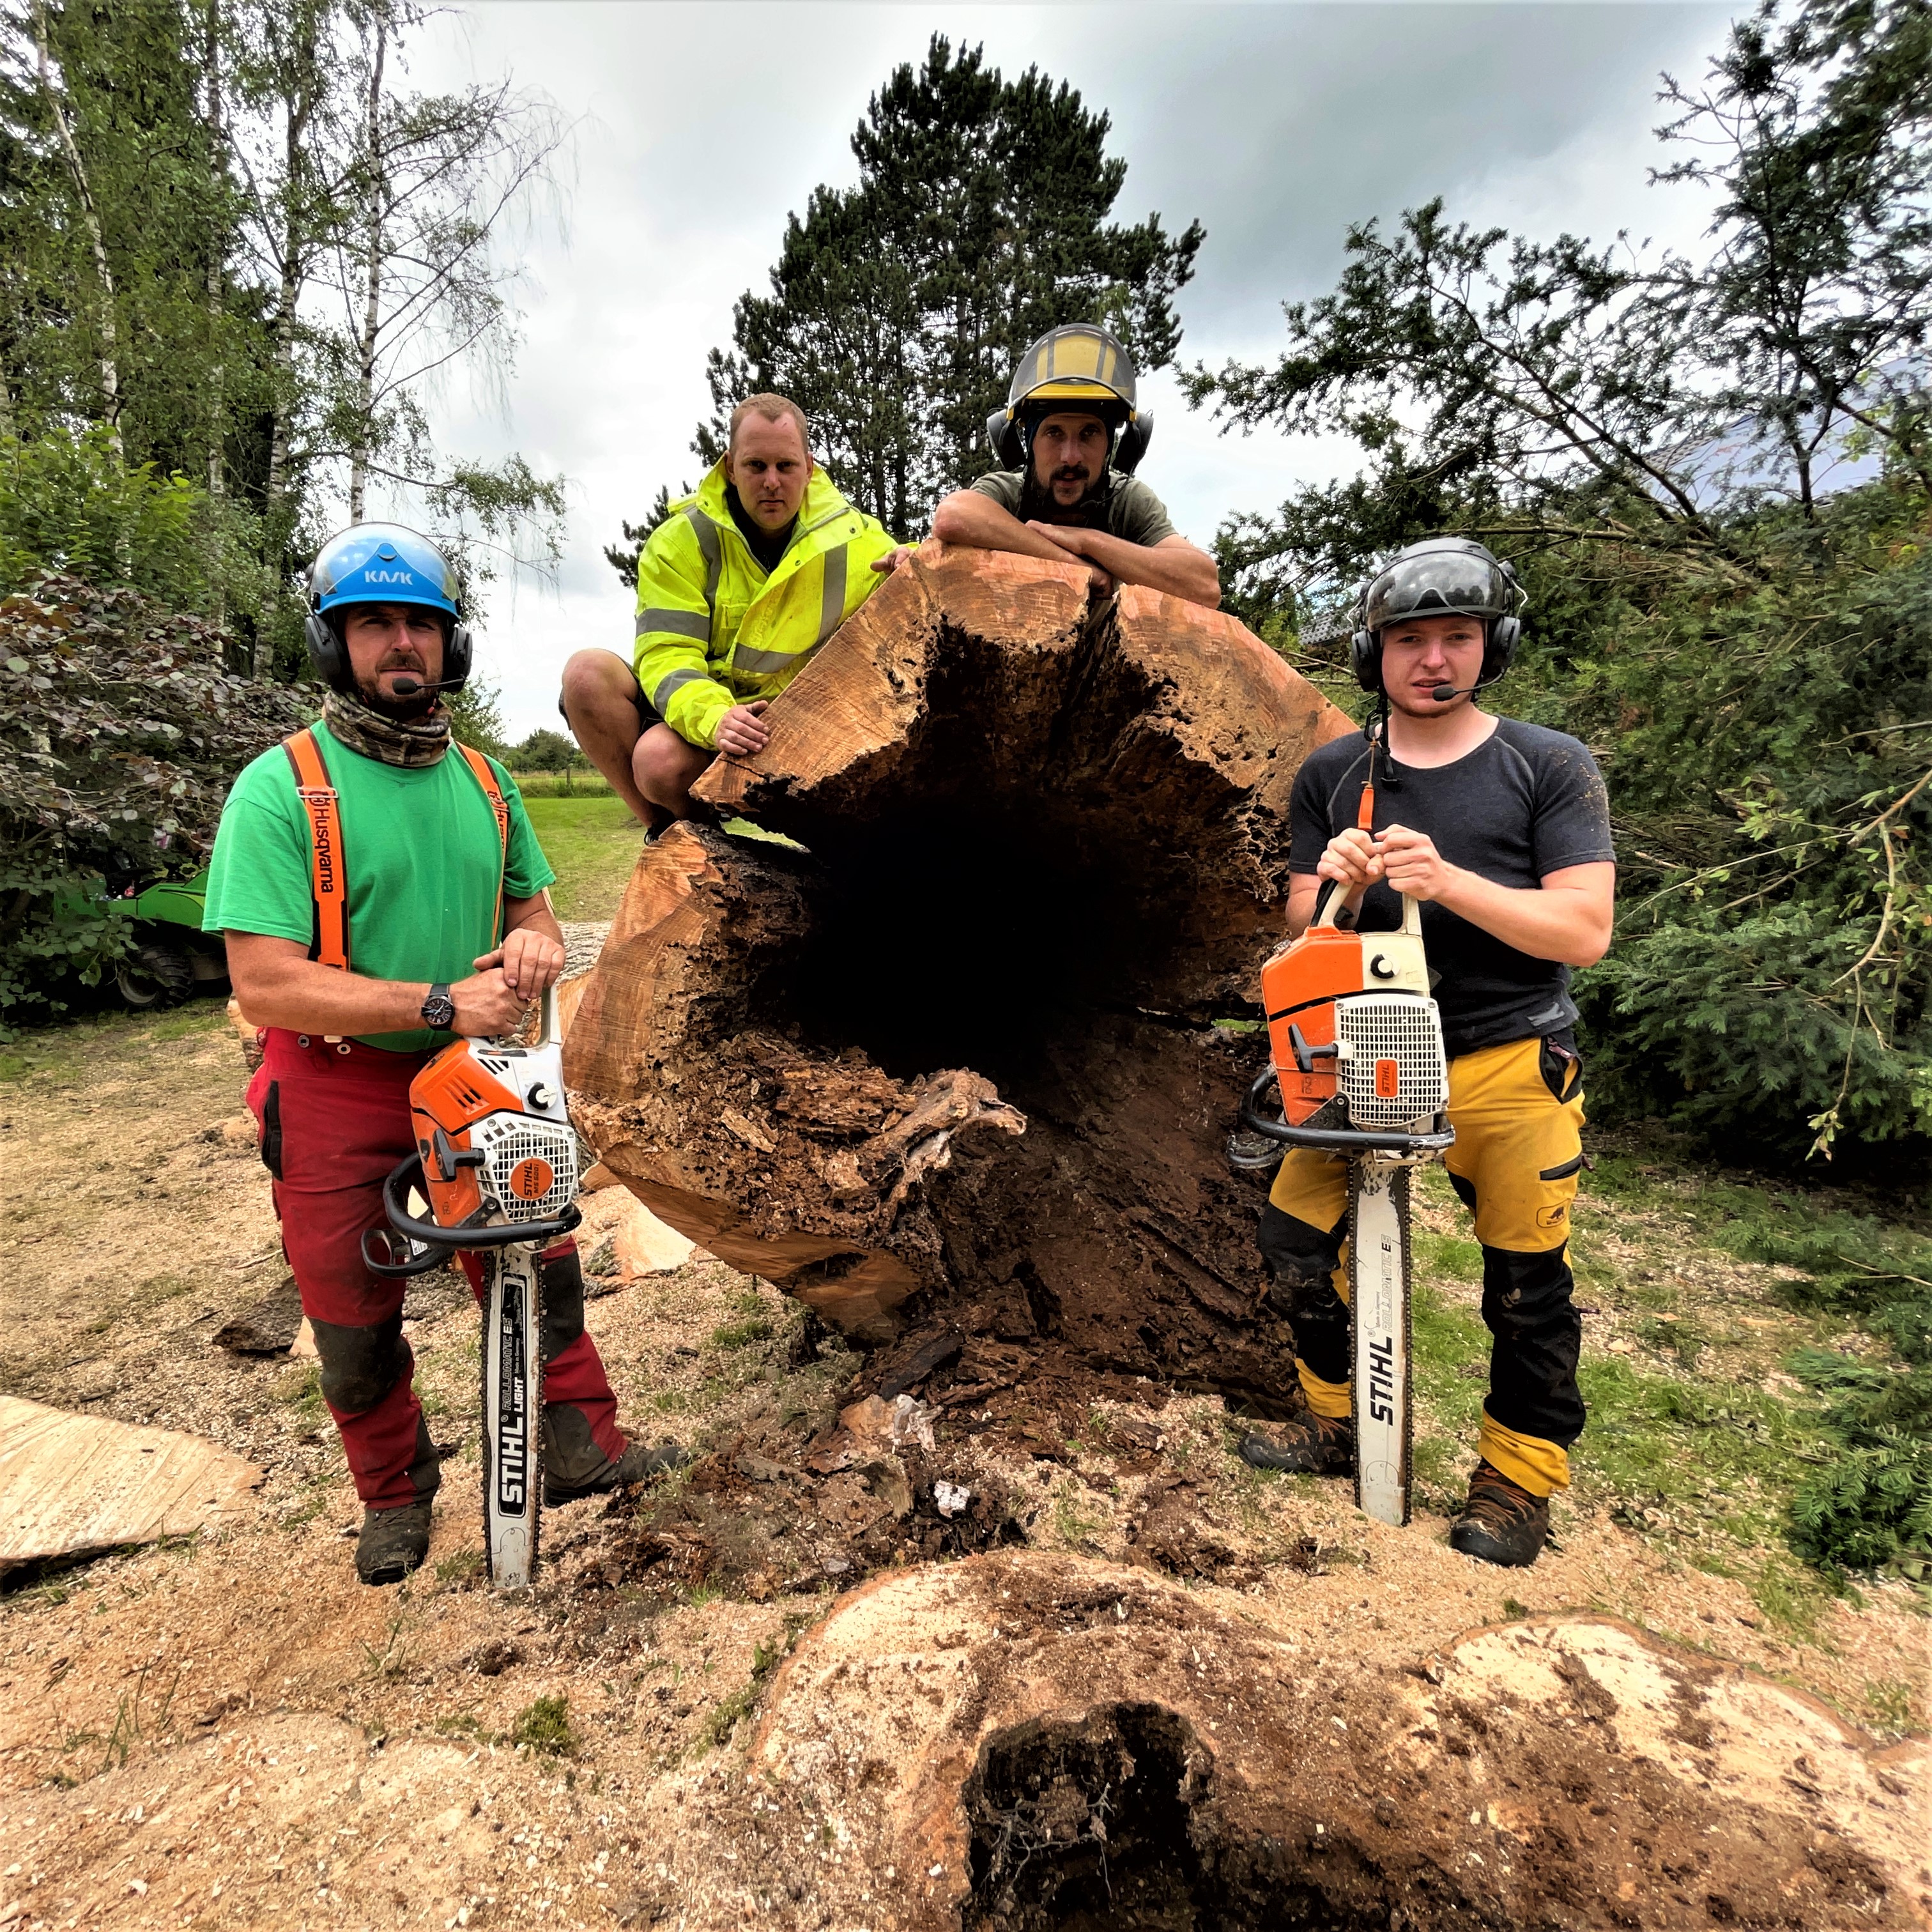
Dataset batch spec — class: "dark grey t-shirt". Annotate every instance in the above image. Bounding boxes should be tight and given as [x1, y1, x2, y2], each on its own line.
[1289, 719, 1615, 1057]
[968, 470, 1179, 548]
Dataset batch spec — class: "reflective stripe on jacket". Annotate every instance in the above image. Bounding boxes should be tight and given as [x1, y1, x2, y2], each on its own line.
[631, 459, 900, 749]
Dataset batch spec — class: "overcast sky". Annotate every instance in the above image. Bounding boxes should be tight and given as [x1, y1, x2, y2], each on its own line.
[404, 1, 1734, 739]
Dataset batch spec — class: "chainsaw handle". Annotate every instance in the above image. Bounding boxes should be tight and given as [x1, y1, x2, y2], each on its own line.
[1239, 1068, 1455, 1156]
[1312, 879, 1424, 937]
[376, 1153, 581, 1254]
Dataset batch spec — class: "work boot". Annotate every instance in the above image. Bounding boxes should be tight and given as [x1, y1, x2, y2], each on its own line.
[542, 1404, 687, 1506]
[356, 1499, 433, 1586]
[1449, 1460, 1551, 1567]
[1238, 1412, 1355, 1476]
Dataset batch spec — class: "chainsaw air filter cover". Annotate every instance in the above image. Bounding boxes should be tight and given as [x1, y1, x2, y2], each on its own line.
[409, 1037, 579, 1231]
[1261, 893, 1449, 1135]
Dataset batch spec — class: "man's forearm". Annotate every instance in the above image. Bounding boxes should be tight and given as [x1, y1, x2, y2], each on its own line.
[930, 491, 1077, 566]
[1073, 530, 1220, 607]
[505, 893, 562, 945]
[1434, 871, 1611, 967]
[230, 954, 434, 1034]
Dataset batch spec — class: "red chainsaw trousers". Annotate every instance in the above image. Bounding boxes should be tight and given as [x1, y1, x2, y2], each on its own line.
[247, 1027, 625, 1510]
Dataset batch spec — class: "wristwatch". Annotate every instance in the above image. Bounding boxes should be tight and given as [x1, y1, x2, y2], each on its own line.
[420, 982, 457, 1031]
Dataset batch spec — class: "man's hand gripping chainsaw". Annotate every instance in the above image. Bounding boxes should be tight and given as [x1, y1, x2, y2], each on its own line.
[1241, 885, 1454, 1527]
[363, 988, 581, 1588]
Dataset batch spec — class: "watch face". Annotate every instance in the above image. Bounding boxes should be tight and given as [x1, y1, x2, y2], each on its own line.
[423, 995, 456, 1030]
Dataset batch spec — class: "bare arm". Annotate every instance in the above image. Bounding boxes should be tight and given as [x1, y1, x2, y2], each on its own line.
[226, 891, 568, 1038]
[1034, 525, 1221, 609]
[1301, 831, 1616, 967]
[930, 490, 1110, 589]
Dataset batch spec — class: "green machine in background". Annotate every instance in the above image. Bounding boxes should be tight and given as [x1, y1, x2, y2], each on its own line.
[78, 868, 229, 1009]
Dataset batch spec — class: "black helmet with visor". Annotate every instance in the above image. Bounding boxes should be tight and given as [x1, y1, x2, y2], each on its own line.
[1351, 537, 1523, 694]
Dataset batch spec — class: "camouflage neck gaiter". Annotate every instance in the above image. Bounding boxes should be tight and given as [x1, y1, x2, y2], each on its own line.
[321, 687, 452, 769]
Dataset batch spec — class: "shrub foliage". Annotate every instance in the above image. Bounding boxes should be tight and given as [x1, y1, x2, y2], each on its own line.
[0, 576, 311, 1018]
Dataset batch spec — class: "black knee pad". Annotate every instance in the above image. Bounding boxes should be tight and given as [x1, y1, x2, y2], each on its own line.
[1480, 1244, 1577, 1330]
[1258, 1202, 1344, 1296]
[539, 1243, 586, 1365]
[542, 1400, 612, 1485]
[311, 1311, 408, 1416]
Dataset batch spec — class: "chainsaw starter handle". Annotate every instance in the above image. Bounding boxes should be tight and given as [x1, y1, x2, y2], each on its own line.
[373, 1152, 581, 1259]
[1239, 1068, 1455, 1156]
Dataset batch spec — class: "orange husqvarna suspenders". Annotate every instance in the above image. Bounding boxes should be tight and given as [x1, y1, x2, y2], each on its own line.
[281, 729, 511, 976]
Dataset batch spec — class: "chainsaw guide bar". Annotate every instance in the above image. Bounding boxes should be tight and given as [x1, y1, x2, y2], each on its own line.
[482, 1245, 544, 1588]
[1349, 1158, 1414, 1528]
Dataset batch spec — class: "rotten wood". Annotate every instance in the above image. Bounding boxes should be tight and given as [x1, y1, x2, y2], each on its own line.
[564, 542, 1353, 1411]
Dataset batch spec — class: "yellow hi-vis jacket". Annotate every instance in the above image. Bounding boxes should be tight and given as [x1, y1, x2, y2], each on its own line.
[631, 459, 900, 749]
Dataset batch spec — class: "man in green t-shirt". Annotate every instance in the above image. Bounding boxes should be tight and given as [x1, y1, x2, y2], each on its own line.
[930, 324, 1220, 609]
[204, 523, 670, 1588]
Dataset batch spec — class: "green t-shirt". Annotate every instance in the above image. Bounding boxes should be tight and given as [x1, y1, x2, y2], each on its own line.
[967, 470, 1179, 548]
[203, 721, 555, 1052]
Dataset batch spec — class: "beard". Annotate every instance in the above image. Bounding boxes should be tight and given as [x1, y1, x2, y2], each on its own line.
[355, 675, 438, 721]
[1020, 462, 1111, 527]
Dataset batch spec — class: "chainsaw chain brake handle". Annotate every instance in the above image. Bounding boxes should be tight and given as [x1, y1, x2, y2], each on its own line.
[1239, 1068, 1455, 1156]
[364, 1151, 582, 1277]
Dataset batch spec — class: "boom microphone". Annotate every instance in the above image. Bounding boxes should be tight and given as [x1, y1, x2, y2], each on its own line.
[1429, 666, 1509, 703]
[388, 673, 464, 697]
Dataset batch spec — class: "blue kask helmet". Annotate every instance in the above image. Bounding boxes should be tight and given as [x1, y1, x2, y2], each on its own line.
[303, 522, 471, 693]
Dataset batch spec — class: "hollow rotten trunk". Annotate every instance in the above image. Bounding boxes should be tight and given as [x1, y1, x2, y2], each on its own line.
[564, 544, 1353, 1416]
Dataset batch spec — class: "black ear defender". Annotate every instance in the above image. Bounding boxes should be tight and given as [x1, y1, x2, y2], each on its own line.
[303, 605, 349, 689]
[986, 408, 1025, 468]
[1113, 413, 1153, 475]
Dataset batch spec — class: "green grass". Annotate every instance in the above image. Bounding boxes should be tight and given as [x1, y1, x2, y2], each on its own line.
[521, 793, 649, 921]
[709, 1317, 774, 1351]
[510, 1694, 578, 1756]
[509, 769, 613, 799]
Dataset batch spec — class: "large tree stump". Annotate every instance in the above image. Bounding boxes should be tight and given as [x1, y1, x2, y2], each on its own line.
[564, 544, 1353, 1414]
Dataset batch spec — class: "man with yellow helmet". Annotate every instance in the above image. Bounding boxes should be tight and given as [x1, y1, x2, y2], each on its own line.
[931, 325, 1219, 608]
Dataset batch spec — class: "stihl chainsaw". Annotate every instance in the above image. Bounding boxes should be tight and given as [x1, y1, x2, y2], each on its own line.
[364, 986, 581, 1587]
[1240, 728, 1454, 1526]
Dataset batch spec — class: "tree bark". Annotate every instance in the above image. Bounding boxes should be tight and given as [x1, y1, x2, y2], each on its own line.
[564, 544, 1354, 1414]
[33, 0, 122, 463]
[347, 4, 386, 523]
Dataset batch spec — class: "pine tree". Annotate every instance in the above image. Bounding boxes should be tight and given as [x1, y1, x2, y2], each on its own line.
[686, 36, 1203, 537]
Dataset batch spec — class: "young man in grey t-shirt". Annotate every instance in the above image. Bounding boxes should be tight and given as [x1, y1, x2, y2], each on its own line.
[930, 325, 1220, 609]
[1247, 537, 1616, 1570]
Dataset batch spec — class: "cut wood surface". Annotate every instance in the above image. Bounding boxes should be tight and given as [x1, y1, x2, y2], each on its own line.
[565, 542, 1353, 1406]
[0, 1397, 263, 1572]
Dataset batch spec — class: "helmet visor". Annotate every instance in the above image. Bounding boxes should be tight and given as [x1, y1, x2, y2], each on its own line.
[1009, 326, 1137, 417]
[1363, 548, 1511, 633]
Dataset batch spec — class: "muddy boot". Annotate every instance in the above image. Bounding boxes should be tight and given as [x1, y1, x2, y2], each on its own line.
[1238, 1412, 1354, 1476]
[356, 1499, 433, 1586]
[1449, 1460, 1551, 1567]
[542, 1403, 687, 1506]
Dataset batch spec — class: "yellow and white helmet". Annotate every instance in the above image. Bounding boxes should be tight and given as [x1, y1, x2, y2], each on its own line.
[986, 324, 1152, 474]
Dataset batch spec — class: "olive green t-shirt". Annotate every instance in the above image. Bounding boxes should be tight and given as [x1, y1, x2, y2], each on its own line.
[967, 470, 1179, 548]
[203, 721, 555, 1052]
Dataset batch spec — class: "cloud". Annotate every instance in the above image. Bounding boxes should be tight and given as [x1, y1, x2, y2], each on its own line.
[404, 2, 1733, 737]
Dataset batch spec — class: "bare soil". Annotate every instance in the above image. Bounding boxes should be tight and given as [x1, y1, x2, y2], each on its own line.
[0, 999, 1926, 1931]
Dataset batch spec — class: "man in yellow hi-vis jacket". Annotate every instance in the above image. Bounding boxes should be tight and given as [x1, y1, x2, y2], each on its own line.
[563, 395, 908, 829]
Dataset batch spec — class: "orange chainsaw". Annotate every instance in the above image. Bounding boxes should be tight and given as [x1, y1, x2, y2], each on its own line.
[1240, 723, 1454, 1528]
[364, 986, 581, 1588]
